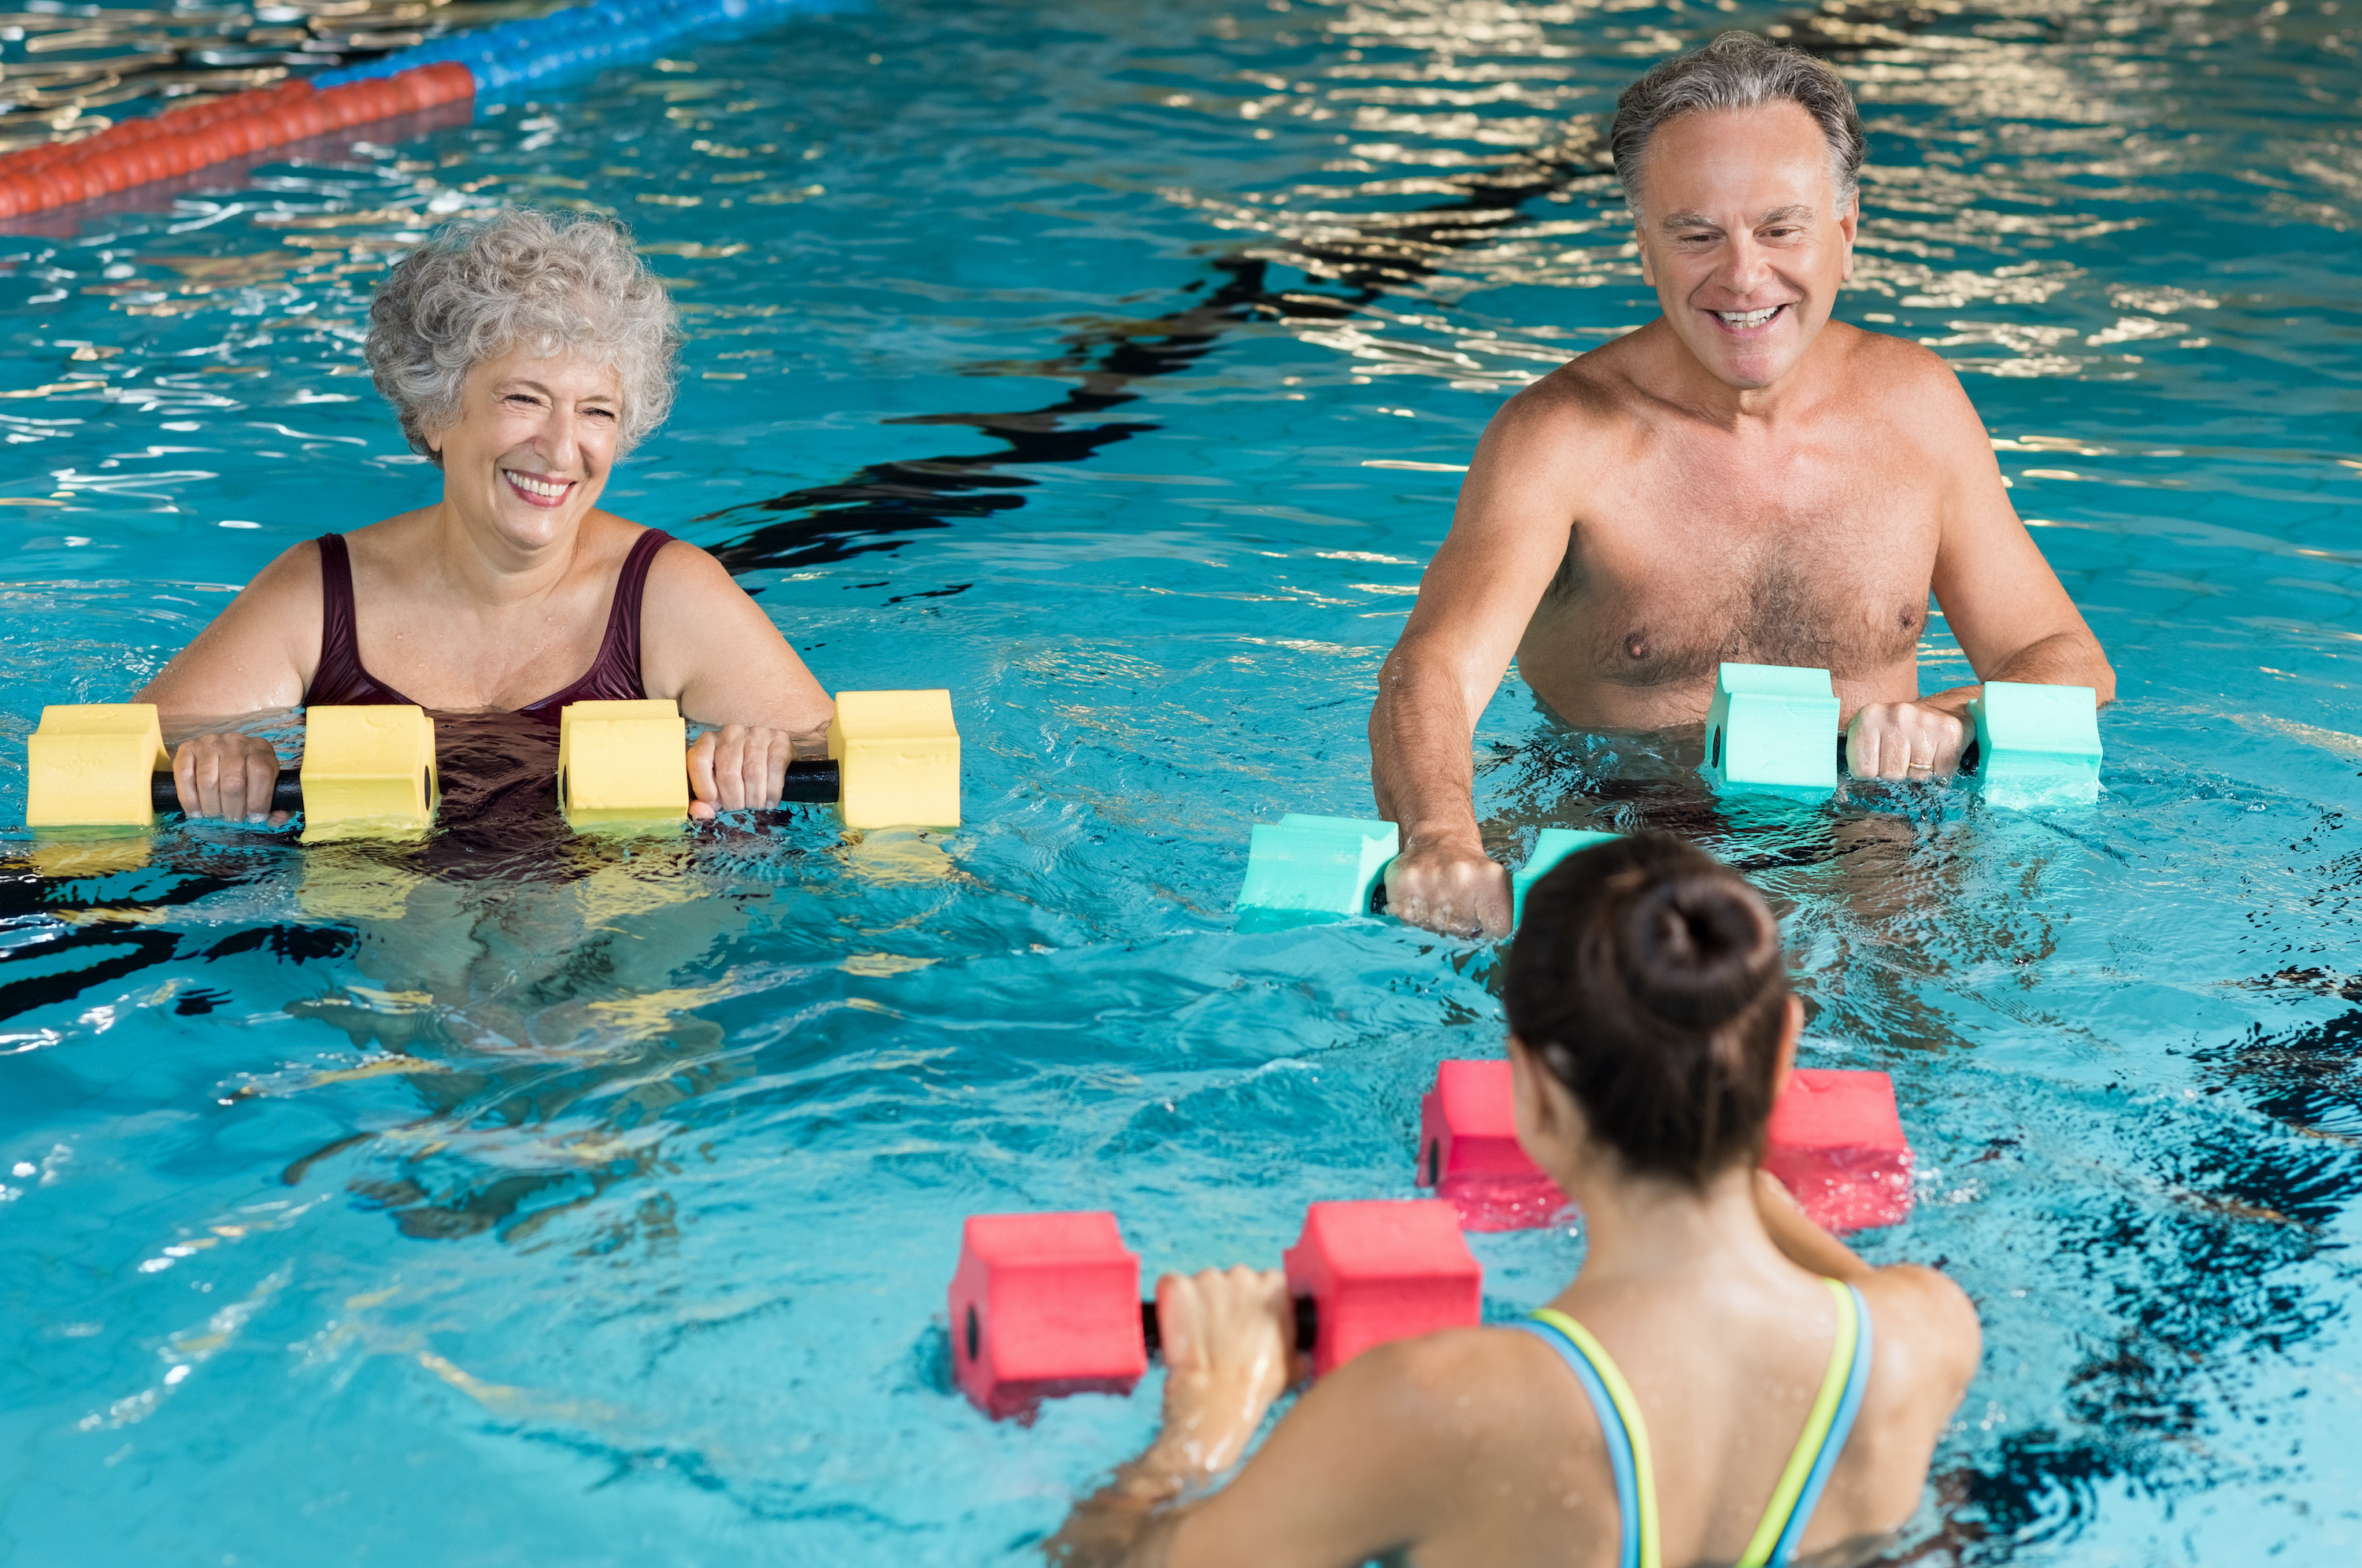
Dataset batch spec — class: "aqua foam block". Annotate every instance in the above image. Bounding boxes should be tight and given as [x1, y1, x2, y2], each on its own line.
[1704, 662, 1840, 798]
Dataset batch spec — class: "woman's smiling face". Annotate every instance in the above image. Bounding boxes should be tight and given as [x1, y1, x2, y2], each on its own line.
[428, 344, 624, 550]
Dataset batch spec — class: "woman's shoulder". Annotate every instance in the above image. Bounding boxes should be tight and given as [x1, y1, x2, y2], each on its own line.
[1850, 1262, 1982, 1470]
[1860, 1263, 1982, 1390]
[236, 535, 329, 606]
[625, 522, 747, 606]
[1323, 1322, 1610, 1457]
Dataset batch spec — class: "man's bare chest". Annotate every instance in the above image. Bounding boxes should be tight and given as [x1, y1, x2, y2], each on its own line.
[1534, 468, 1942, 692]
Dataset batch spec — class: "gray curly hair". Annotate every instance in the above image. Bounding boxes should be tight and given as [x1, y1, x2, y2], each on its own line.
[1612, 32, 1864, 219]
[365, 209, 681, 464]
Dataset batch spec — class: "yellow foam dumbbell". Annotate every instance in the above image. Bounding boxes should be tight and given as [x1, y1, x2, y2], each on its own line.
[828, 689, 961, 830]
[556, 698, 691, 827]
[298, 704, 437, 841]
[25, 703, 172, 828]
[22, 702, 436, 843]
[553, 690, 961, 830]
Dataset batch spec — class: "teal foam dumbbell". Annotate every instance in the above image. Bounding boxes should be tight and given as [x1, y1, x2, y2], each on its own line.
[1702, 661, 2102, 809]
[1235, 813, 1399, 924]
[1510, 827, 1620, 926]
[1235, 814, 1617, 930]
[1703, 662, 1841, 799]
[1966, 681, 2101, 808]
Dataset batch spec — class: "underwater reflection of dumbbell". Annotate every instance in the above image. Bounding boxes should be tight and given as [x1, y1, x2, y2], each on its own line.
[1416, 1059, 1913, 1233]
[25, 702, 439, 838]
[556, 690, 960, 829]
[946, 1200, 1481, 1419]
[1706, 660, 2103, 806]
[1235, 819, 1620, 929]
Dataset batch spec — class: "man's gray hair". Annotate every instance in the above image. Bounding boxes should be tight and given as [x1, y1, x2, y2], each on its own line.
[1611, 32, 1865, 218]
[365, 208, 681, 465]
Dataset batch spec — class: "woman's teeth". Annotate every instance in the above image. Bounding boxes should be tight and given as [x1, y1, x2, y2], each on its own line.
[505, 472, 571, 499]
[1716, 305, 1782, 328]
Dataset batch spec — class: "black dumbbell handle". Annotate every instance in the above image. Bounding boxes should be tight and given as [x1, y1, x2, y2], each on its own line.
[146, 759, 842, 815]
[1139, 1296, 1319, 1356]
[150, 771, 303, 813]
[776, 757, 840, 804]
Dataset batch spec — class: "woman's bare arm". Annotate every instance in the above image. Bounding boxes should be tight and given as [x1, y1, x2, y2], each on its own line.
[638, 540, 835, 815]
[1046, 1270, 1484, 1568]
[135, 541, 321, 722]
[132, 542, 322, 819]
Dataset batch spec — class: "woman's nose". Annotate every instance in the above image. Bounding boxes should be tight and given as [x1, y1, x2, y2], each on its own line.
[531, 410, 584, 470]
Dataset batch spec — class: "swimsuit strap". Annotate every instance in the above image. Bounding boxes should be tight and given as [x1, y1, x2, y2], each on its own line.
[1519, 1310, 1661, 1568]
[307, 533, 420, 707]
[313, 532, 361, 697]
[589, 526, 671, 693]
[1736, 1279, 1875, 1568]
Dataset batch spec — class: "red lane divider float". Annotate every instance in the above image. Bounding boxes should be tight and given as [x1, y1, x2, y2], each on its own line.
[0, 63, 475, 221]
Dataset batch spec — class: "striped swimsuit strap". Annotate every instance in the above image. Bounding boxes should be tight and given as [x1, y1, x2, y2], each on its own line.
[1516, 1279, 1873, 1568]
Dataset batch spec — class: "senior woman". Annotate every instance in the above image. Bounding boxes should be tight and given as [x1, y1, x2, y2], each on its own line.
[139, 207, 827, 822]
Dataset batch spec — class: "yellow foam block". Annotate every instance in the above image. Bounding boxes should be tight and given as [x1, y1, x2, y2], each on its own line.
[558, 699, 689, 826]
[827, 690, 960, 829]
[300, 704, 438, 841]
[25, 704, 172, 829]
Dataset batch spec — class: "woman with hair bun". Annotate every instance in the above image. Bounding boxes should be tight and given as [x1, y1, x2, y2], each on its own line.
[1049, 832, 1982, 1568]
[139, 208, 831, 822]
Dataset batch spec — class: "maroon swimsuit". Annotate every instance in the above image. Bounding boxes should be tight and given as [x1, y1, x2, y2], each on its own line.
[305, 528, 674, 723]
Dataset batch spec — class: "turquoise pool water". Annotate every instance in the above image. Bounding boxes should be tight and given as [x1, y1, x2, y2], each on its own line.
[4, 0, 2359, 1561]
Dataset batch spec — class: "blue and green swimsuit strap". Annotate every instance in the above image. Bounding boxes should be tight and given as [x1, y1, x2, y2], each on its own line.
[1743, 1279, 1875, 1566]
[1515, 1278, 1874, 1568]
[1513, 1309, 1660, 1568]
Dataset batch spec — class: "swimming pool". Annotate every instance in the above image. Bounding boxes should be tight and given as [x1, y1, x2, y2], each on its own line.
[3, 0, 2358, 1560]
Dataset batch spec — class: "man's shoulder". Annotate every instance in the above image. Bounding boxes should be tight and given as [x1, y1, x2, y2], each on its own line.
[1486, 333, 1661, 449]
[1823, 320, 1971, 408]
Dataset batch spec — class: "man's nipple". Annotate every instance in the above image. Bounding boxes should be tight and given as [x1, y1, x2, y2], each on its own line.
[1624, 632, 1649, 662]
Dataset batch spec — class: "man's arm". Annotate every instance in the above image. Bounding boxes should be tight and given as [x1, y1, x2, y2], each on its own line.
[1846, 361, 2114, 778]
[1372, 388, 1590, 936]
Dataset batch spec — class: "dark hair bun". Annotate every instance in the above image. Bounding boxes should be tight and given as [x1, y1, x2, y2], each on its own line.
[1615, 873, 1780, 1029]
[1505, 833, 1792, 1187]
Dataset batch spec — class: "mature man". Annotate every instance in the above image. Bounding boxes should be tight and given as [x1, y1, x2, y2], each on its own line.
[1369, 31, 2113, 936]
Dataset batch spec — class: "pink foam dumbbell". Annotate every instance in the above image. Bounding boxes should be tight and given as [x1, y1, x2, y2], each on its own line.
[1760, 1068, 1914, 1232]
[1280, 1197, 1483, 1376]
[946, 1199, 1482, 1419]
[1415, 1060, 1570, 1230]
[1416, 1060, 1913, 1233]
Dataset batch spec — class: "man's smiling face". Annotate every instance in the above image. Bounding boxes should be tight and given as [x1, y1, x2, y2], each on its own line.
[1633, 101, 1857, 394]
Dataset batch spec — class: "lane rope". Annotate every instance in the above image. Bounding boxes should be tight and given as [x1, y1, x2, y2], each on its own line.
[0, 0, 848, 220]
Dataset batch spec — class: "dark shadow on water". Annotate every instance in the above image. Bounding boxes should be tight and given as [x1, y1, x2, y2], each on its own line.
[698, 124, 1617, 573]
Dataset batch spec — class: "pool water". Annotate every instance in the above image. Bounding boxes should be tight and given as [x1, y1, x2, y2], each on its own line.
[3, 0, 2359, 1562]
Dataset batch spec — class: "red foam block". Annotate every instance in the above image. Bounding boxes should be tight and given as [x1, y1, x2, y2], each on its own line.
[947, 1211, 1146, 1420]
[1281, 1198, 1481, 1377]
[1416, 1060, 1913, 1233]
[1760, 1067, 1914, 1233]
[1416, 1059, 1570, 1231]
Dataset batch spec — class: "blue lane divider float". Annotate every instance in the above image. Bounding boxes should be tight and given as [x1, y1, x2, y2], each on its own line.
[316, 0, 857, 102]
